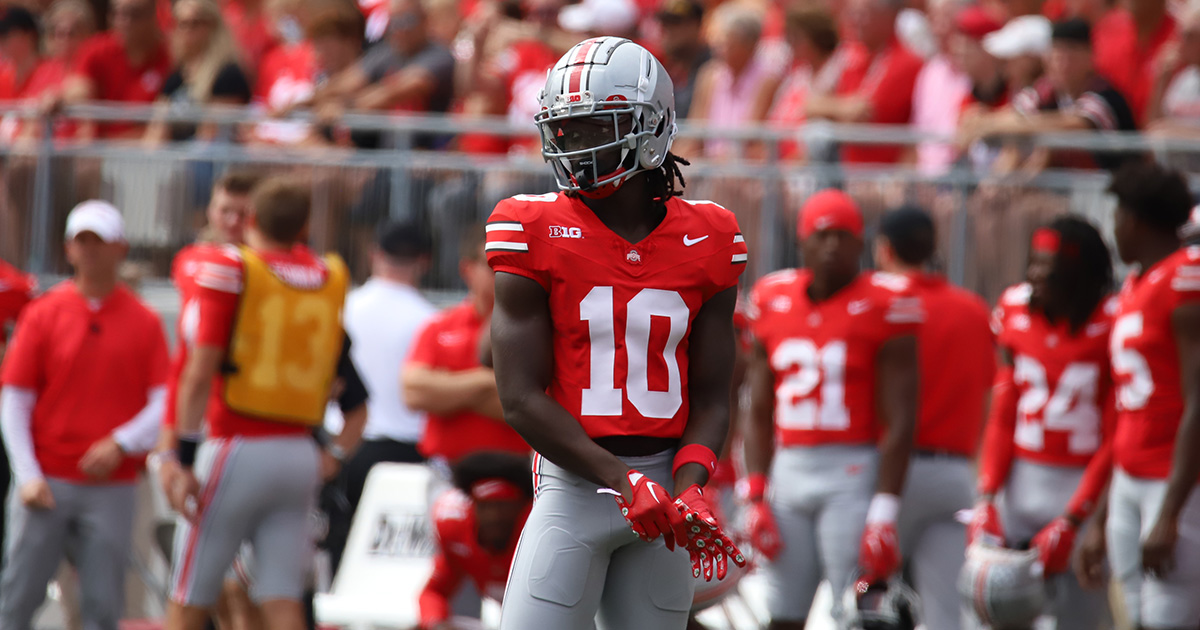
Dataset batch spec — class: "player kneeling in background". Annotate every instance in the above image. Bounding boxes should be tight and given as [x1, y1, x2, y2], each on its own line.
[420, 452, 533, 630]
[165, 177, 349, 630]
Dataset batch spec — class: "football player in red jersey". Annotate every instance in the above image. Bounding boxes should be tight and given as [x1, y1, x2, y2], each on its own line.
[875, 206, 994, 630]
[419, 452, 533, 630]
[742, 190, 922, 629]
[0, 258, 35, 358]
[969, 216, 1116, 629]
[1097, 161, 1200, 629]
[487, 36, 747, 630]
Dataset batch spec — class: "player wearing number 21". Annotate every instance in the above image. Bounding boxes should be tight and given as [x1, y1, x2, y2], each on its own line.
[166, 177, 349, 630]
[969, 216, 1117, 630]
[741, 190, 923, 629]
[486, 36, 747, 630]
[1087, 161, 1200, 629]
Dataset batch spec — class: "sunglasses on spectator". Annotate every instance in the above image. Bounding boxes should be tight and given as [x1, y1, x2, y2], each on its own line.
[50, 23, 85, 38]
[177, 17, 210, 30]
[111, 5, 151, 19]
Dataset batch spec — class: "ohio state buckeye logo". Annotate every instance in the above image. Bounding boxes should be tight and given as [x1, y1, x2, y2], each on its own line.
[626, 249, 641, 265]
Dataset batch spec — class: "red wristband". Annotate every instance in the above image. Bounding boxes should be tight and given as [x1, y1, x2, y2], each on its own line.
[742, 473, 768, 503]
[672, 444, 718, 477]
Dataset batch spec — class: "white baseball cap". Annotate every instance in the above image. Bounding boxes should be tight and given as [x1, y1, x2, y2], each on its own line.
[559, 0, 638, 34]
[65, 200, 126, 243]
[983, 15, 1052, 60]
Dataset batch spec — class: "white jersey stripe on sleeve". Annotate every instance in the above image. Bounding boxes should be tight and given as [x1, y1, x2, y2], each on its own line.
[486, 242, 530, 253]
[733, 234, 745, 244]
[486, 222, 524, 232]
[732, 253, 748, 263]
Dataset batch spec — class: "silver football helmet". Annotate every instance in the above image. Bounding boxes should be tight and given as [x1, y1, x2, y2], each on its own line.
[958, 542, 1047, 629]
[535, 36, 676, 197]
[840, 579, 920, 630]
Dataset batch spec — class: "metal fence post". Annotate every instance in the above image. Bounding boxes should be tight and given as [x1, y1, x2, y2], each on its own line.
[949, 170, 970, 287]
[27, 115, 55, 274]
[389, 129, 414, 223]
[759, 137, 784, 276]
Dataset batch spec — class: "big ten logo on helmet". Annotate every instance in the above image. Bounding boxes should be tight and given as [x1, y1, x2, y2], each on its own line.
[549, 226, 583, 239]
[367, 512, 435, 558]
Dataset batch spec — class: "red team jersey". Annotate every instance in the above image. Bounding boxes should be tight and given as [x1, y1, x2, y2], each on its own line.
[747, 269, 923, 447]
[485, 193, 746, 439]
[191, 245, 330, 439]
[419, 490, 530, 627]
[1110, 246, 1200, 480]
[163, 244, 216, 429]
[979, 283, 1118, 515]
[407, 300, 530, 461]
[0, 259, 35, 345]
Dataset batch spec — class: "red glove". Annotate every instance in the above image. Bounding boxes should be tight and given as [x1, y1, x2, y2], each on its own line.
[967, 500, 1005, 547]
[613, 470, 688, 551]
[744, 501, 782, 561]
[1031, 516, 1077, 574]
[673, 485, 747, 581]
[858, 522, 900, 584]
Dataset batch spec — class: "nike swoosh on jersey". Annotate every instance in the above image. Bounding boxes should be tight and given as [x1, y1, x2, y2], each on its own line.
[683, 234, 709, 246]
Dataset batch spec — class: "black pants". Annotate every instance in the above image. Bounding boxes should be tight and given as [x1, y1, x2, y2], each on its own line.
[325, 439, 423, 573]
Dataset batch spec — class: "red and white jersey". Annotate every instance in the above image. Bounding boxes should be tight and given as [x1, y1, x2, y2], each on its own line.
[163, 243, 218, 429]
[1111, 246, 1200, 479]
[419, 490, 530, 627]
[747, 269, 923, 447]
[992, 283, 1117, 467]
[485, 192, 746, 439]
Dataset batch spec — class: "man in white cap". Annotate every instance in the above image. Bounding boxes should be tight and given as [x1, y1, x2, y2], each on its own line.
[982, 14, 1051, 95]
[0, 200, 169, 630]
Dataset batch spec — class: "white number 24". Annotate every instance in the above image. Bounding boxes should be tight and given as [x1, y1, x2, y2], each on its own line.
[1013, 356, 1101, 454]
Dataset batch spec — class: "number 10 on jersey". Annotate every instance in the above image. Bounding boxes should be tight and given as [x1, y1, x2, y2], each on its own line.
[580, 286, 689, 419]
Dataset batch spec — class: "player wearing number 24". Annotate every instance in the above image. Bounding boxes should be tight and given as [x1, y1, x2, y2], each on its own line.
[741, 190, 923, 629]
[969, 216, 1117, 630]
[486, 36, 747, 630]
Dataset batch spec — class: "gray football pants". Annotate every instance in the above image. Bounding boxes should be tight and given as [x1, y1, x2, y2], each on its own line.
[0, 479, 136, 630]
[764, 445, 879, 623]
[898, 454, 974, 630]
[498, 450, 694, 630]
[170, 435, 319, 607]
[998, 458, 1109, 630]
[1107, 468, 1200, 629]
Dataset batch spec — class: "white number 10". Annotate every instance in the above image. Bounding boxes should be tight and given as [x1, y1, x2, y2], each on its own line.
[580, 287, 689, 419]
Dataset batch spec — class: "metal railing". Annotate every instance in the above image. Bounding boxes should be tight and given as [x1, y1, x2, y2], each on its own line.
[2, 102, 1191, 303]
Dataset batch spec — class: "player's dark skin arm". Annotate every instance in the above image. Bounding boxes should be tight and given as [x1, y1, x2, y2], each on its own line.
[1075, 489, 1110, 589]
[1143, 303, 1200, 575]
[874, 335, 919, 495]
[743, 341, 776, 477]
[674, 287, 738, 494]
[491, 271, 632, 496]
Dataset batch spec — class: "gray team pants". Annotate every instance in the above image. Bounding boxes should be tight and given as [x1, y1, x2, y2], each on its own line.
[499, 450, 694, 630]
[0, 478, 136, 630]
[998, 458, 1109, 630]
[170, 436, 319, 607]
[1107, 468, 1200, 629]
[898, 454, 974, 630]
[765, 445, 879, 623]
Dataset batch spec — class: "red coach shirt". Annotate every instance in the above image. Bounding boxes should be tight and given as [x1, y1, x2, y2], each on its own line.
[0, 259, 36, 345]
[486, 193, 747, 440]
[748, 269, 923, 448]
[1111, 246, 1200, 480]
[72, 33, 171, 138]
[910, 273, 994, 455]
[0, 282, 169, 482]
[419, 490, 530, 627]
[407, 300, 528, 461]
[1093, 10, 1176, 124]
[191, 244, 329, 439]
[835, 40, 924, 164]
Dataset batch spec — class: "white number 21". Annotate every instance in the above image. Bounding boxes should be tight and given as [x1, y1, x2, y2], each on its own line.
[580, 287, 689, 419]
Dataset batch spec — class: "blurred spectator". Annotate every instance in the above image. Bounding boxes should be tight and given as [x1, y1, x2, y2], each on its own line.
[0, 7, 42, 104]
[311, 0, 455, 125]
[655, 0, 709, 119]
[996, 0, 1049, 19]
[221, 0, 276, 81]
[682, 2, 774, 160]
[911, 0, 975, 174]
[808, 0, 924, 164]
[62, 0, 171, 140]
[961, 18, 1136, 172]
[957, 6, 1010, 172]
[250, 0, 316, 144]
[144, 0, 251, 144]
[1057, 0, 1116, 23]
[1093, 0, 1175, 124]
[1147, 3, 1200, 130]
[557, 0, 639, 40]
[424, 0, 462, 46]
[982, 14, 1050, 93]
[753, 6, 843, 161]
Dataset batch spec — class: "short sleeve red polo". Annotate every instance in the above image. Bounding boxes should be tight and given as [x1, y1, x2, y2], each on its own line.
[0, 282, 169, 483]
[835, 40, 925, 164]
[407, 301, 529, 462]
[72, 33, 172, 138]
